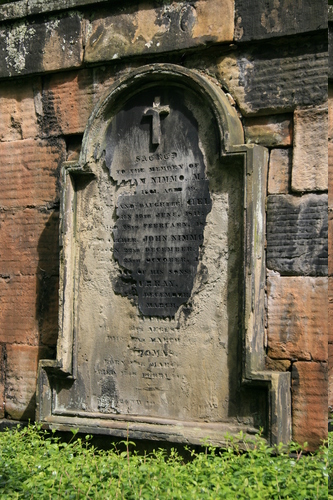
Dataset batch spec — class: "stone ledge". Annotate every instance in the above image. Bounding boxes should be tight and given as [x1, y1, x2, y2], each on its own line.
[0, 13, 83, 78]
[235, 0, 327, 41]
[0, 0, 109, 22]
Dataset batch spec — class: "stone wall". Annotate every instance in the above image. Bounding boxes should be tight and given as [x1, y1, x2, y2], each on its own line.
[0, 0, 328, 449]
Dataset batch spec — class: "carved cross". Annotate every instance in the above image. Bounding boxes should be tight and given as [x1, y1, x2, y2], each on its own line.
[144, 96, 170, 146]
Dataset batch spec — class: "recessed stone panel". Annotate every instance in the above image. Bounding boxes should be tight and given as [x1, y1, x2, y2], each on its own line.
[37, 65, 290, 446]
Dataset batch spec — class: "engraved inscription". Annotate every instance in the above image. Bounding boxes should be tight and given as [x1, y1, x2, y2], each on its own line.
[108, 88, 212, 317]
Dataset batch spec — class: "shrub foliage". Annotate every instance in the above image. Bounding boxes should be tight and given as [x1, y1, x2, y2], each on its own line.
[0, 424, 330, 499]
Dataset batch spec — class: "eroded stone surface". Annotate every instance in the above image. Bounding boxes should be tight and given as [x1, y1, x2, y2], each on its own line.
[244, 115, 292, 147]
[329, 277, 333, 344]
[292, 361, 328, 450]
[267, 273, 328, 362]
[217, 36, 327, 116]
[0, 138, 65, 208]
[292, 106, 328, 192]
[235, 0, 327, 41]
[0, 14, 83, 78]
[0, 344, 4, 418]
[266, 194, 328, 276]
[329, 343, 333, 409]
[5, 344, 54, 420]
[268, 149, 291, 195]
[84, 0, 234, 63]
[54, 80, 252, 426]
[0, 78, 41, 141]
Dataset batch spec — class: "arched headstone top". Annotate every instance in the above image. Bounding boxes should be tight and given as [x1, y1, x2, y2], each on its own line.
[80, 64, 244, 170]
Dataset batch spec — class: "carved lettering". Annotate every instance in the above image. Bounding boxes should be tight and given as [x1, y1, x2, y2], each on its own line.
[111, 93, 212, 317]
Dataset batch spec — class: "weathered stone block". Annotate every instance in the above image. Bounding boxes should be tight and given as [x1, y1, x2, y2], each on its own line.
[267, 274, 327, 362]
[38, 69, 97, 136]
[84, 0, 234, 63]
[5, 344, 54, 420]
[265, 357, 291, 372]
[266, 194, 328, 276]
[0, 0, 109, 22]
[0, 78, 41, 141]
[244, 115, 292, 147]
[329, 24, 333, 80]
[268, 149, 291, 195]
[0, 344, 4, 418]
[329, 343, 333, 409]
[0, 14, 83, 78]
[329, 210, 333, 276]
[0, 274, 58, 346]
[328, 86, 333, 141]
[329, 142, 333, 207]
[292, 361, 327, 450]
[217, 36, 327, 116]
[235, 0, 327, 41]
[0, 138, 65, 208]
[0, 275, 38, 345]
[329, 277, 333, 344]
[292, 106, 328, 192]
[0, 209, 59, 276]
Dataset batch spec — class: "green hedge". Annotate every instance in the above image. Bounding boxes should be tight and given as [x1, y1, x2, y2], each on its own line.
[0, 424, 330, 499]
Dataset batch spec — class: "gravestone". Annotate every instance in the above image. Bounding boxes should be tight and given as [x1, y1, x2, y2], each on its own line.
[37, 64, 291, 445]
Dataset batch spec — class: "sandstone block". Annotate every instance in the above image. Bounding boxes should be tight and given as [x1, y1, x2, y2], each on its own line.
[84, 0, 234, 63]
[292, 106, 328, 192]
[0, 274, 58, 346]
[217, 36, 327, 116]
[292, 361, 327, 450]
[0, 14, 83, 78]
[266, 194, 328, 276]
[329, 277, 333, 344]
[0, 275, 38, 345]
[0, 0, 109, 22]
[0, 78, 41, 141]
[0, 138, 65, 208]
[0, 209, 59, 276]
[329, 86, 333, 141]
[267, 274, 327, 362]
[330, 24, 333, 80]
[39, 69, 96, 136]
[235, 0, 327, 41]
[329, 142, 333, 207]
[0, 344, 4, 418]
[329, 210, 333, 276]
[268, 149, 291, 195]
[244, 115, 292, 147]
[265, 357, 291, 372]
[5, 344, 54, 420]
[329, 343, 333, 409]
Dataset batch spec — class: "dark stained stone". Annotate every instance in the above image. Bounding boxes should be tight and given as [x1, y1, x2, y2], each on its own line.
[235, 0, 327, 41]
[0, 13, 82, 78]
[266, 194, 328, 276]
[329, 23, 333, 79]
[239, 36, 328, 114]
[108, 87, 212, 317]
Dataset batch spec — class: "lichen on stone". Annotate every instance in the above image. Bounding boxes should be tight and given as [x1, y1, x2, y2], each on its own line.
[5, 22, 35, 75]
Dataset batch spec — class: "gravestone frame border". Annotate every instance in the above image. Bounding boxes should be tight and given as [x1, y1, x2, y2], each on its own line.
[36, 64, 291, 446]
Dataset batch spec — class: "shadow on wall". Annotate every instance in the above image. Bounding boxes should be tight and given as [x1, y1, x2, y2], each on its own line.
[18, 210, 60, 422]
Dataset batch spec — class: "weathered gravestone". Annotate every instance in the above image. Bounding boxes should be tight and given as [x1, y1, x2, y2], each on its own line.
[37, 64, 291, 445]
